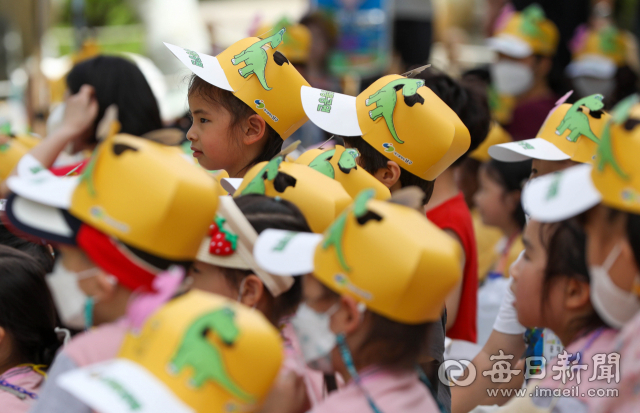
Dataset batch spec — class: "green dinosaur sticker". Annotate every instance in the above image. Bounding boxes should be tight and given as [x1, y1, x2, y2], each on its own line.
[185, 49, 203, 68]
[308, 148, 359, 179]
[317, 91, 335, 113]
[517, 142, 535, 150]
[556, 94, 604, 143]
[520, 4, 545, 38]
[169, 307, 254, 402]
[366, 78, 425, 144]
[322, 189, 375, 272]
[596, 94, 638, 180]
[231, 28, 286, 91]
[79, 155, 98, 197]
[238, 156, 283, 195]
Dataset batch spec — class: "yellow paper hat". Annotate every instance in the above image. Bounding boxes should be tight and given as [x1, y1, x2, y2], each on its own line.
[489, 94, 610, 163]
[234, 156, 352, 233]
[488, 4, 559, 58]
[568, 25, 627, 78]
[300, 74, 471, 180]
[523, 95, 640, 224]
[469, 123, 512, 162]
[0, 138, 29, 181]
[254, 190, 463, 324]
[256, 19, 311, 64]
[56, 290, 283, 413]
[294, 145, 391, 200]
[165, 31, 310, 140]
[7, 134, 219, 261]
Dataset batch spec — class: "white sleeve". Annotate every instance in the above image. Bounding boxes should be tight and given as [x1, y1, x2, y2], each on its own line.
[492, 277, 527, 335]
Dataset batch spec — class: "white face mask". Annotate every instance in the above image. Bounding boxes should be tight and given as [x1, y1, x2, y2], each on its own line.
[589, 244, 640, 329]
[46, 260, 100, 330]
[491, 61, 535, 96]
[573, 76, 615, 99]
[290, 303, 340, 373]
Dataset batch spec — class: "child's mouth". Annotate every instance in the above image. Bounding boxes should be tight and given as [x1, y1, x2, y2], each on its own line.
[190, 146, 203, 156]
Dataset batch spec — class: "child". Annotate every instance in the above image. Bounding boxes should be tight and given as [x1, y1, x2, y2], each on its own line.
[165, 28, 311, 176]
[56, 290, 285, 413]
[488, 4, 559, 141]
[0, 246, 61, 412]
[253, 189, 463, 413]
[3, 134, 219, 413]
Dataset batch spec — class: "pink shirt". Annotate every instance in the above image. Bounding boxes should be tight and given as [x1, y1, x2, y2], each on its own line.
[0, 366, 45, 413]
[63, 319, 129, 367]
[311, 368, 440, 413]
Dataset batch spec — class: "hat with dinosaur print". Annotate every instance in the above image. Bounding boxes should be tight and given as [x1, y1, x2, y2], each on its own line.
[57, 290, 283, 413]
[299, 74, 471, 181]
[523, 94, 640, 222]
[488, 4, 559, 58]
[566, 24, 628, 79]
[0, 136, 30, 181]
[230, 156, 352, 233]
[253, 189, 463, 324]
[294, 144, 391, 200]
[489, 93, 610, 164]
[165, 29, 310, 140]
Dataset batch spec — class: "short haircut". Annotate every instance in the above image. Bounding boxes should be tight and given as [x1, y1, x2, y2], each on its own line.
[342, 135, 434, 205]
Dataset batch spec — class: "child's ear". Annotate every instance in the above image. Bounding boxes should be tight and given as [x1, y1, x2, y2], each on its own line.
[373, 161, 401, 190]
[243, 114, 268, 145]
[332, 296, 363, 335]
[564, 278, 591, 310]
[239, 275, 264, 307]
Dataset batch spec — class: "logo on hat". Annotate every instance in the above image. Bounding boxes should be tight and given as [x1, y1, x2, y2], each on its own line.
[517, 142, 534, 150]
[232, 28, 286, 91]
[381, 143, 413, 165]
[556, 95, 604, 143]
[382, 143, 395, 153]
[254, 100, 279, 122]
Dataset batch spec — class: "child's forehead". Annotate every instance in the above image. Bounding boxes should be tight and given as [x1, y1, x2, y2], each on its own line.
[187, 93, 225, 113]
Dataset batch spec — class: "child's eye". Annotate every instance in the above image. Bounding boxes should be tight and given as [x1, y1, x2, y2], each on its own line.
[199, 118, 209, 124]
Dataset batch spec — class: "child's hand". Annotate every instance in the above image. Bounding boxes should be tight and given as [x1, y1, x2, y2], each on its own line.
[259, 371, 310, 413]
[60, 85, 99, 141]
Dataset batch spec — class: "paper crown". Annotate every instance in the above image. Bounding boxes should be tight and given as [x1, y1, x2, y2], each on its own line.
[295, 144, 391, 200]
[196, 196, 295, 296]
[0, 137, 29, 181]
[234, 156, 352, 233]
[57, 290, 283, 413]
[300, 74, 470, 180]
[7, 134, 219, 261]
[165, 30, 310, 140]
[254, 190, 462, 324]
[488, 4, 559, 58]
[469, 123, 512, 162]
[490, 94, 610, 163]
[255, 19, 311, 64]
[567, 24, 628, 79]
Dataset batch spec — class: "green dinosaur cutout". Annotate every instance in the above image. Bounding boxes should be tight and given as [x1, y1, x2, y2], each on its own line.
[169, 307, 254, 402]
[322, 189, 375, 272]
[231, 28, 286, 91]
[595, 94, 638, 180]
[366, 79, 425, 144]
[308, 148, 359, 179]
[238, 156, 283, 195]
[520, 4, 545, 38]
[79, 155, 98, 197]
[556, 94, 605, 143]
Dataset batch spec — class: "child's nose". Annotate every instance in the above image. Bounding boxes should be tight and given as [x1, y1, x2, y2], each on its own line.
[186, 126, 197, 142]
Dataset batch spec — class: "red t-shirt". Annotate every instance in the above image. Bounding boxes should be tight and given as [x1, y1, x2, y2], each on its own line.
[426, 193, 478, 343]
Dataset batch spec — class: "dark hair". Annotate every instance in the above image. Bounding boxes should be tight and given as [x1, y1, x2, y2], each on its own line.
[188, 75, 282, 171]
[416, 70, 491, 164]
[341, 135, 434, 205]
[539, 219, 606, 333]
[67, 55, 163, 142]
[0, 222, 54, 273]
[218, 195, 312, 321]
[607, 65, 639, 109]
[0, 246, 61, 367]
[597, 207, 640, 272]
[483, 159, 531, 229]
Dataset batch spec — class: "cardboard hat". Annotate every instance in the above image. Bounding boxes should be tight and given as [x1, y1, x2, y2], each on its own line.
[0, 137, 29, 181]
[523, 95, 640, 222]
[6, 134, 219, 267]
[294, 145, 391, 200]
[165, 30, 310, 140]
[254, 190, 462, 324]
[489, 94, 609, 163]
[255, 19, 311, 64]
[300, 74, 470, 181]
[488, 4, 559, 58]
[58, 290, 283, 413]
[469, 123, 512, 163]
[232, 156, 352, 233]
[196, 196, 295, 297]
[567, 25, 627, 79]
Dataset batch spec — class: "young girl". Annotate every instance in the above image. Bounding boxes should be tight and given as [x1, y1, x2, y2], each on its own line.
[0, 246, 61, 413]
[254, 189, 463, 413]
[165, 30, 311, 177]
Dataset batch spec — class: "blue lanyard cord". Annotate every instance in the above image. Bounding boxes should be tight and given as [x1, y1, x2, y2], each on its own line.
[0, 379, 38, 400]
[336, 333, 384, 413]
[416, 367, 447, 413]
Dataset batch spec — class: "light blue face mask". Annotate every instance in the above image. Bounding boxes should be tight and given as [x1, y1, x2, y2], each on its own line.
[84, 297, 95, 329]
